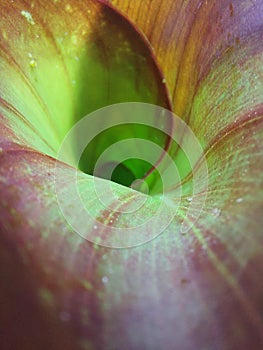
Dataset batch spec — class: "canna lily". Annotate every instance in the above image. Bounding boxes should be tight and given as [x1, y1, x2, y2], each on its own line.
[0, 0, 263, 349]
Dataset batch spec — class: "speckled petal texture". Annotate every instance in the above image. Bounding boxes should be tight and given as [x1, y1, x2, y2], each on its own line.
[0, 0, 263, 349]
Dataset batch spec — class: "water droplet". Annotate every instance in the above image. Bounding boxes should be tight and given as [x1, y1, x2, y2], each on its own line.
[2, 31, 8, 40]
[197, 2, 202, 10]
[236, 198, 243, 203]
[65, 4, 73, 13]
[71, 34, 78, 45]
[212, 208, 221, 217]
[162, 78, 166, 84]
[187, 197, 193, 202]
[21, 10, 35, 25]
[29, 59, 37, 68]
[102, 276, 109, 284]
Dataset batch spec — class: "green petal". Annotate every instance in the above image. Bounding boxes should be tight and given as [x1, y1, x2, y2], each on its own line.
[0, 0, 171, 155]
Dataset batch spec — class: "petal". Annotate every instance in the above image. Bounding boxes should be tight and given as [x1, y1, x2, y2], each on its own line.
[0, 0, 171, 154]
[1, 0, 263, 350]
[109, 0, 262, 118]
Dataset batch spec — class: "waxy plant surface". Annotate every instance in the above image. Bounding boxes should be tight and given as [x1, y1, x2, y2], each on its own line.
[0, 0, 263, 349]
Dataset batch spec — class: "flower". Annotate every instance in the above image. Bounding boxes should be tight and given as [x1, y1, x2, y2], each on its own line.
[0, 0, 262, 349]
